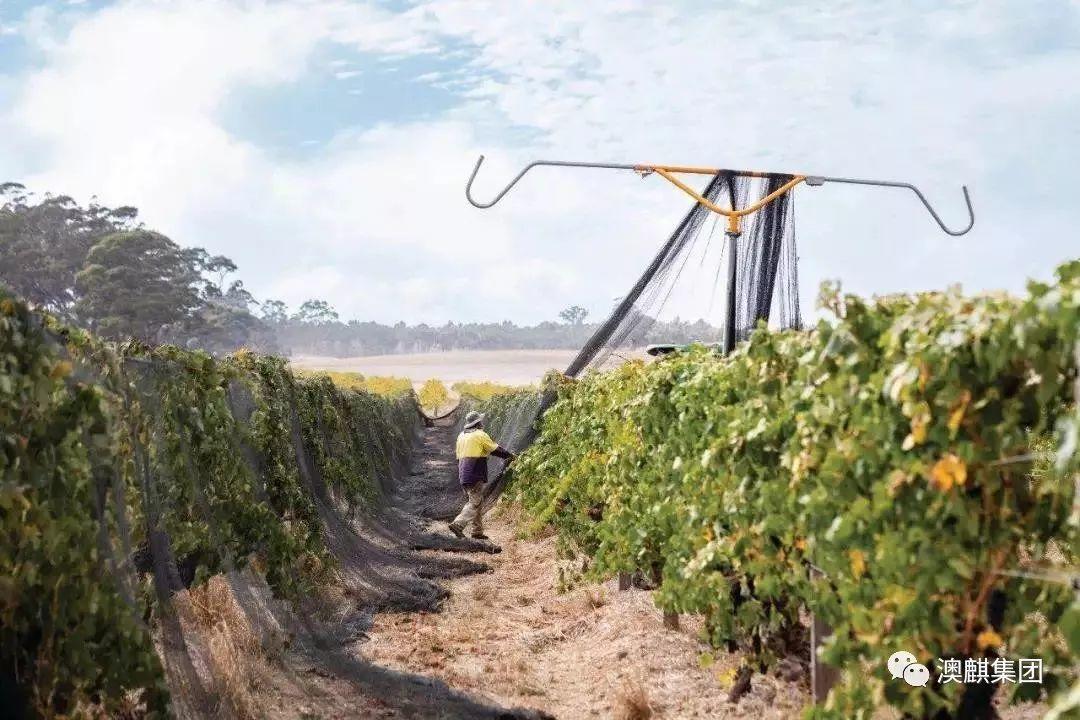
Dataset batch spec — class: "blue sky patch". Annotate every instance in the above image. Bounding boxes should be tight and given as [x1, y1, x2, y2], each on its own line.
[218, 42, 464, 157]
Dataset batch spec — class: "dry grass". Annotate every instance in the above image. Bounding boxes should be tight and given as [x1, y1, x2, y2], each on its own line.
[306, 566, 352, 622]
[75, 691, 144, 719]
[187, 575, 265, 720]
[616, 679, 655, 720]
[582, 587, 608, 611]
[207, 626, 258, 720]
[470, 583, 494, 603]
[360, 512, 810, 719]
[290, 349, 582, 387]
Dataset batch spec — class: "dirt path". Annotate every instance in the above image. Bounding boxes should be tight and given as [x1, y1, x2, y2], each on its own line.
[349, 418, 808, 719]
[217, 417, 809, 719]
[361, 509, 810, 719]
[185, 415, 547, 720]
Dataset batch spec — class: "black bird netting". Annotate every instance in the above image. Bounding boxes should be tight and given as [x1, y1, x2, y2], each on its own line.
[566, 171, 800, 376]
[1, 294, 551, 720]
[480, 172, 802, 507]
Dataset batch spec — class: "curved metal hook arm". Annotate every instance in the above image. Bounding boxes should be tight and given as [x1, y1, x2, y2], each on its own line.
[806, 175, 975, 236]
[467, 154, 976, 237]
[465, 155, 637, 209]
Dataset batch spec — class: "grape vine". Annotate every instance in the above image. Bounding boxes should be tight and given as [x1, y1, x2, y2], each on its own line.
[0, 293, 419, 716]
[498, 260, 1080, 718]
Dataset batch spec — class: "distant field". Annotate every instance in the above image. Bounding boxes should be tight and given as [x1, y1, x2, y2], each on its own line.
[290, 349, 581, 386]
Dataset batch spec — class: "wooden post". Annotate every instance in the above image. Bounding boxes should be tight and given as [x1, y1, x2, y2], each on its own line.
[663, 610, 680, 630]
[809, 566, 839, 704]
[618, 572, 631, 591]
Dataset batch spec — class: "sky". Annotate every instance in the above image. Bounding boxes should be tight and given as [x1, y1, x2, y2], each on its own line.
[1, 0, 1078, 326]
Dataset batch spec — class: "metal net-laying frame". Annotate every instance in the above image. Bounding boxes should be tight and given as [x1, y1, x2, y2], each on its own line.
[465, 155, 975, 503]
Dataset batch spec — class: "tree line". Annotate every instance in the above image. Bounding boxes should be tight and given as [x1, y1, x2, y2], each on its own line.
[0, 184, 274, 354]
[0, 185, 719, 356]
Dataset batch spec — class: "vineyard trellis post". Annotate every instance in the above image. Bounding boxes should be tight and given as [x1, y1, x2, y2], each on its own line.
[809, 564, 839, 704]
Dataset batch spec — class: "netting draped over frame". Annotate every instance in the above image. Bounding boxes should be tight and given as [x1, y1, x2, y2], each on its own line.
[481, 172, 802, 506]
[566, 172, 800, 376]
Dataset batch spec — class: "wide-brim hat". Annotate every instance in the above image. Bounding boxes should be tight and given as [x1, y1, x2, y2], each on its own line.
[463, 410, 484, 428]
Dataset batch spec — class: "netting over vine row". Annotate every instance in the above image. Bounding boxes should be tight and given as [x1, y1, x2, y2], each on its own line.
[481, 173, 802, 506]
[2, 298, 547, 719]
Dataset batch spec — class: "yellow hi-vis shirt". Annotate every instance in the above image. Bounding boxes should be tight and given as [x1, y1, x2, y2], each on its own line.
[456, 429, 498, 459]
[456, 429, 505, 487]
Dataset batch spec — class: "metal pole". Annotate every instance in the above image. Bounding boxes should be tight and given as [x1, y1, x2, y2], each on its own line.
[723, 231, 739, 354]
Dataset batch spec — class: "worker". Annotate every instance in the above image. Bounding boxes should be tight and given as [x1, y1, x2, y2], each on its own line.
[449, 410, 515, 540]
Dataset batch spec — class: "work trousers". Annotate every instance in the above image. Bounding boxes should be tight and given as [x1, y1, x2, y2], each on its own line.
[452, 483, 486, 533]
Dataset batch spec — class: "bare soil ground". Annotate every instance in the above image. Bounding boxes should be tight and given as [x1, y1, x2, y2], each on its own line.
[362, 508, 810, 719]
[290, 349, 580, 386]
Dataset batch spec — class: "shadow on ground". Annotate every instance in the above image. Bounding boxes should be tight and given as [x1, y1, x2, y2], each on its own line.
[219, 409, 552, 720]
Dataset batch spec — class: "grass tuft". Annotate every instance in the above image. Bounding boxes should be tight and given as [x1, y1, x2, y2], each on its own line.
[615, 679, 654, 720]
[188, 575, 265, 720]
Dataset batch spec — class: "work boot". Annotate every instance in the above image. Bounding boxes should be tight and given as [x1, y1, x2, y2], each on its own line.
[448, 523, 465, 538]
[471, 531, 489, 541]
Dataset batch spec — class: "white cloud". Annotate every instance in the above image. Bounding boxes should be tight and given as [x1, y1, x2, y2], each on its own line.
[403, 0, 1080, 306]
[2, 0, 1078, 328]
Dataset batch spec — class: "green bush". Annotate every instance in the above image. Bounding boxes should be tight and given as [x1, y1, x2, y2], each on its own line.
[0, 293, 419, 716]
[502, 261, 1080, 718]
[0, 298, 166, 717]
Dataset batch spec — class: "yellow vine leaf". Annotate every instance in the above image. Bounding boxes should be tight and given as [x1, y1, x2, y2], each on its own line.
[929, 454, 967, 491]
[855, 629, 881, 645]
[904, 403, 931, 450]
[947, 390, 972, 435]
[49, 360, 73, 380]
[849, 549, 866, 579]
[976, 629, 1003, 651]
[715, 666, 738, 688]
